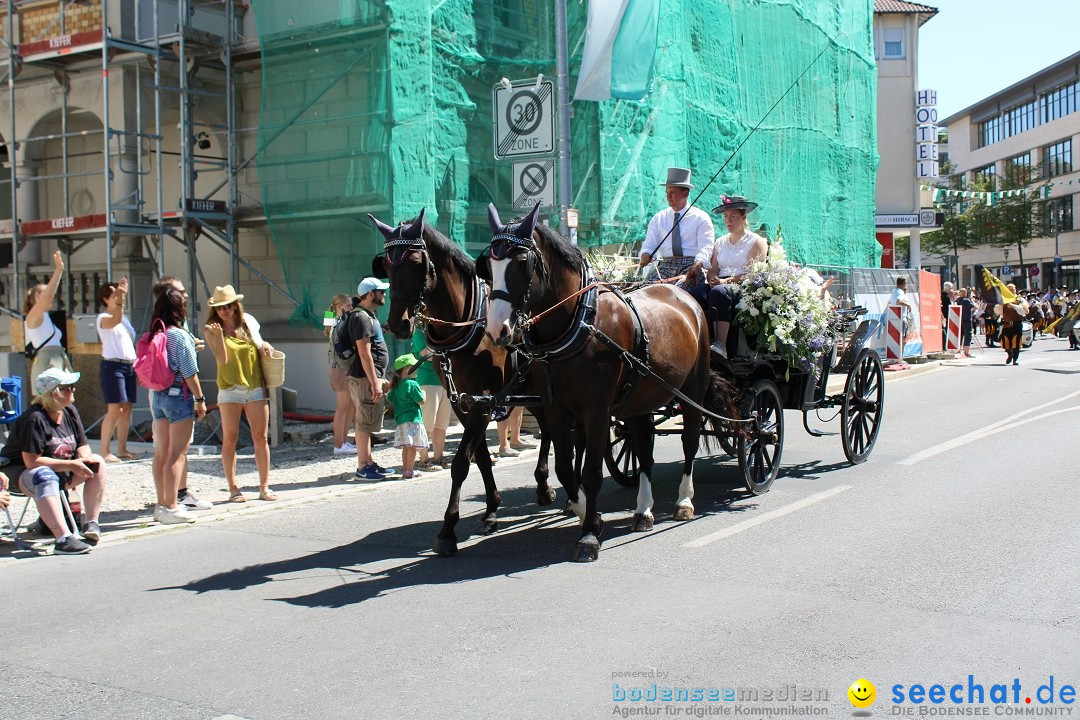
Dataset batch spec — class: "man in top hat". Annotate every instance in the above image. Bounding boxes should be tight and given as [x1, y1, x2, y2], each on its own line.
[638, 167, 715, 281]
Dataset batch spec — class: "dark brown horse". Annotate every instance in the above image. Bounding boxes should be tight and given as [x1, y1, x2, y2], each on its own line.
[482, 203, 736, 562]
[370, 209, 573, 556]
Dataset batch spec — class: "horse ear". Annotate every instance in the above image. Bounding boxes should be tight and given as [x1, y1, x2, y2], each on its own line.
[367, 213, 397, 241]
[371, 255, 388, 280]
[516, 202, 541, 239]
[406, 208, 426, 240]
[487, 203, 503, 234]
[475, 250, 491, 282]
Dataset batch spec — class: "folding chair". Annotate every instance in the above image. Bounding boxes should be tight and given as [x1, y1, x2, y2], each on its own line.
[2, 476, 81, 552]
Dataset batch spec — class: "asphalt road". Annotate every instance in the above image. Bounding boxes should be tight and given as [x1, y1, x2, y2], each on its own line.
[3, 339, 1079, 720]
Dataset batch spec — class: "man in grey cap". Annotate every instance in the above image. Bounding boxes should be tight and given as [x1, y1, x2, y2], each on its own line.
[638, 167, 715, 281]
[348, 277, 394, 480]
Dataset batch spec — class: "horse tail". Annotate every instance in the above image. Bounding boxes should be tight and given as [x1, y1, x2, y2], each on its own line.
[702, 370, 740, 452]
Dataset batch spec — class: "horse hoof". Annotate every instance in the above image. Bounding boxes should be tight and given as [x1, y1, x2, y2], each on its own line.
[476, 518, 499, 536]
[572, 536, 600, 563]
[673, 506, 695, 522]
[631, 513, 654, 532]
[433, 538, 458, 556]
[537, 487, 557, 507]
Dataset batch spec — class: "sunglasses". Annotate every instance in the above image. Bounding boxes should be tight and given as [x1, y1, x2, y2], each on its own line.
[58, 385, 76, 393]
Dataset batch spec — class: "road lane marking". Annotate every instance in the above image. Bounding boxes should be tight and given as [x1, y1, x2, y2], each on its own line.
[899, 403, 1080, 466]
[682, 485, 852, 548]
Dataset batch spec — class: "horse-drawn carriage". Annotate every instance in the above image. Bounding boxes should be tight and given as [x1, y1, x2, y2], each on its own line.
[605, 303, 884, 495]
[374, 203, 883, 562]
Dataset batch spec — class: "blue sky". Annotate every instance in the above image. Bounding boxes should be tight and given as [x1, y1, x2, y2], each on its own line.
[918, 0, 1080, 119]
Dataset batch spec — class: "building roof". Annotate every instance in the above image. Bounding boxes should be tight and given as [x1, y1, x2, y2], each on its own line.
[873, 0, 939, 25]
[940, 49, 1080, 126]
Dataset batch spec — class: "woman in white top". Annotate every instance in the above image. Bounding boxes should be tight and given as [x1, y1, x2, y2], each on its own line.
[23, 250, 73, 387]
[96, 277, 140, 462]
[687, 195, 768, 359]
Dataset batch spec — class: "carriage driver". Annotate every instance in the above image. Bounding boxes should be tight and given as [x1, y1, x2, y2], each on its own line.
[638, 167, 715, 281]
[685, 194, 768, 360]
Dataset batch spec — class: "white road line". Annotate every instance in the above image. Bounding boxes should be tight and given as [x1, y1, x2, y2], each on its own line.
[899, 404, 1080, 466]
[682, 485, 852, 548]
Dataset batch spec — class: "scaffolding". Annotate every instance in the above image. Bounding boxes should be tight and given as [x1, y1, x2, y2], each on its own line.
[0, 0, 298, 334]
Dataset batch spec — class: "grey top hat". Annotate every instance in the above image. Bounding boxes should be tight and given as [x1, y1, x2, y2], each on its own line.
[660, 167, 694, 189]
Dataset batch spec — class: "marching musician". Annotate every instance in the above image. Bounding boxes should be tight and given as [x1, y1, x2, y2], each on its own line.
[1000, 282, 1028, 366]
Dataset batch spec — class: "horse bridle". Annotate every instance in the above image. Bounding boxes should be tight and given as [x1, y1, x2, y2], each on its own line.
[485, 227, 545, 312]
[383, 225, 435, 316]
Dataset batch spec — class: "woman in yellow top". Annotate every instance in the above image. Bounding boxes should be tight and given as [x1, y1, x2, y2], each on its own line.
[203, 285, 277, 503]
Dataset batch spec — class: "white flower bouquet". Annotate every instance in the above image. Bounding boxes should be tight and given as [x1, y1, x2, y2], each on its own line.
[736, 243, 837, 378]
[584, 249, 643, 284]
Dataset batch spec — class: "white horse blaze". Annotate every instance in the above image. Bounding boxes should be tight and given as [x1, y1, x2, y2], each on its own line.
[484, 257, 515, 339]
[635, 473, 654, 518]
[676, 471, 695, 511]
[568, 493, 587, 523]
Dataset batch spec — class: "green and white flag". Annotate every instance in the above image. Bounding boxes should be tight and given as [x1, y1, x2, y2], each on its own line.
[574, 0, 661, 101]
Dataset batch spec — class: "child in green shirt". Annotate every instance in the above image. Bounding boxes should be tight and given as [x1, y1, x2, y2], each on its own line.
[387, 353, 429, 478]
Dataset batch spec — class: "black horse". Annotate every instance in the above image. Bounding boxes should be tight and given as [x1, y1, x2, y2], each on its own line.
[370, 209, 575, 556]
[481, 203, 737, 562]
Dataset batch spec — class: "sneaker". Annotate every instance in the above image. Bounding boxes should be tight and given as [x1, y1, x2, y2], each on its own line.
[178, 489, 213, 511]
[710, 340, 728, 360]
[374, 463, 395, 474]
[333, 442, 357, 455]
[54, 535, 91, 555]
[158, 505, 197, 525]
[153, 505, 162, 523]
[498, 446, 520, 458]
[81, 520, 101, 546]
[355, 464, 387, 481]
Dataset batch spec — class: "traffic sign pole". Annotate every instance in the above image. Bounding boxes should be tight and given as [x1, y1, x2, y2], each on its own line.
[555, 0, 573, 238]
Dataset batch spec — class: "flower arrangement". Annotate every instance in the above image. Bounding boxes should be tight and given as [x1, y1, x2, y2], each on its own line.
[584, 249, 643, 284]
[736, 243, 838, 379]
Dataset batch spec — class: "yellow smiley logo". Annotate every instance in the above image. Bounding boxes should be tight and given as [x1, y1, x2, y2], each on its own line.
[848, 678, 876, 708]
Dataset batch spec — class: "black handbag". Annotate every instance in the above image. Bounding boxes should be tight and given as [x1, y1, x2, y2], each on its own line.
[24, 328, 57, 361]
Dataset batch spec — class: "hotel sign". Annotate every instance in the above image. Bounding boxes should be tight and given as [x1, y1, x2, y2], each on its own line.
[916, 89, 939, 179]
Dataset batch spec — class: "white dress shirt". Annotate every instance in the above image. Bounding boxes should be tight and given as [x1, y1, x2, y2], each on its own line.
[640, 204, 715, 260]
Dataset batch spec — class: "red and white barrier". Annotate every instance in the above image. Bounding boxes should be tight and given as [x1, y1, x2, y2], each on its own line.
[945, 305, 962, 353]
[885, 305, 904, 361]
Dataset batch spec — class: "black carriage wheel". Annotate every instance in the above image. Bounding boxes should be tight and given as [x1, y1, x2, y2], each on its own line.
[605, 420, 639, 487]
[737, 379, 784, 495]
[841, 348, 884, 464]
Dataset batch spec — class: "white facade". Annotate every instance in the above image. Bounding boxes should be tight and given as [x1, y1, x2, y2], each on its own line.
[941, 51, 1080, 291]
[873, 1, 939, 268]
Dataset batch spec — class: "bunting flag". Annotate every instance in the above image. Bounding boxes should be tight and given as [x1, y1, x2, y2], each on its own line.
[974, 264, 1017, 306]
[574, 0, 661, 101]
[922, 179, 1074, 208]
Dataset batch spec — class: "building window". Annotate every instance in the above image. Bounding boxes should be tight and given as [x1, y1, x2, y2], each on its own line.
[974, 163, 997, 188]
[1007, 153, 1031, 184]
[1046, 196, 1074, 233]
[1042, 79, 1079, 124]
[883, 28, 904, 59]
[1044, 139, 1072, 178]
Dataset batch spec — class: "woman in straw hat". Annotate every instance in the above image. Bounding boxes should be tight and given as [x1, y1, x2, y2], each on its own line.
[204, 285, 278, 502]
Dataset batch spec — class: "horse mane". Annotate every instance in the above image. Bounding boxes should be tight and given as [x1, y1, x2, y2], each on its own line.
[533, 222, 584, 275]
[422, 224, 476, 280]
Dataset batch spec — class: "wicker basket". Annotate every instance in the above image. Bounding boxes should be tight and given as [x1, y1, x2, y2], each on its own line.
[261, 349, 286, 388]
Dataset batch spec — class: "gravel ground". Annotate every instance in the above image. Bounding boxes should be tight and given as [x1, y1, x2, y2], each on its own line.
[3, 418, 541, 544]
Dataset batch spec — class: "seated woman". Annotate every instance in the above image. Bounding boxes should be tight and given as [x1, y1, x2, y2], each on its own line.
[686, 195, 768, 359]
[0, 368, 107, 555]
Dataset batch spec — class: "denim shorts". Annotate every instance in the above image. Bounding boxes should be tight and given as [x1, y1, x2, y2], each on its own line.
[217, 385, 266, 405]
[100, 359, 137, 404]
[150, 388, 195, 423]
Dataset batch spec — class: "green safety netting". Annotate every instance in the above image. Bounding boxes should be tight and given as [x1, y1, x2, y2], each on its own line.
[254, 0, 878, 326]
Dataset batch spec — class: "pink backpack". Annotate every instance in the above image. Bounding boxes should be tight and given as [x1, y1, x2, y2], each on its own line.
[134, 319, 177, 391]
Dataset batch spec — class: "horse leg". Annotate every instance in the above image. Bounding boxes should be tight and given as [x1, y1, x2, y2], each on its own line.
[531, 409, 557, 506]
[572, 416, 609, 563]
[432, 411, 493, 555]
[674, 404, 702, 522]
[547, 425, 582, 519]
[627, 415, 656, 532]
[467, 414, 501, 536]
